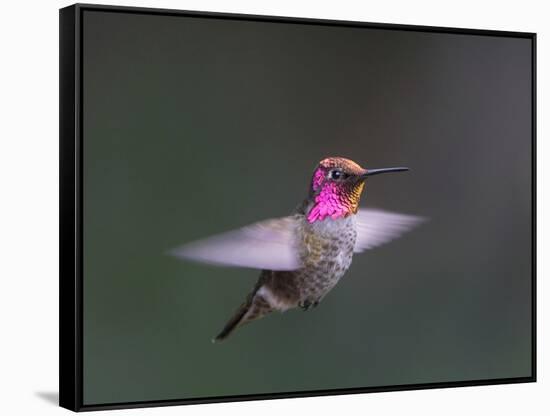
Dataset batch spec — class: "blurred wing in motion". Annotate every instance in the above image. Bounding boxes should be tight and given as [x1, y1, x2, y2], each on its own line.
[170, 216, 300, 271]
[354, 208, 426, 252]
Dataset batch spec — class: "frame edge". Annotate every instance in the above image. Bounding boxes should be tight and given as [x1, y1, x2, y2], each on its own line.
[531, 32, 537, 382]
[73, 2, 535, 38]
[60, 4, 82, 412]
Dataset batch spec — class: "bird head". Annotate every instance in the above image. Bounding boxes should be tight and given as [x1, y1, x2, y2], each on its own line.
[307, 157, 408, 223]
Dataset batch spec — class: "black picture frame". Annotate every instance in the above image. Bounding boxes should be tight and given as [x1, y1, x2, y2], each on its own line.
[59, 3, 537, 412]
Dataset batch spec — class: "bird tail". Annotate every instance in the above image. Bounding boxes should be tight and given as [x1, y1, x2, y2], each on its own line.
[213, 286, 273, 342]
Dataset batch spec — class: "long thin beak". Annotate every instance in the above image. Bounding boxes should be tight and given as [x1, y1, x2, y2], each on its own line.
[361, 167, 409, 179]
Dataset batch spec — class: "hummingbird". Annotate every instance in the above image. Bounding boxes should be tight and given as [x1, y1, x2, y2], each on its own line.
[171, 157, 425, 342]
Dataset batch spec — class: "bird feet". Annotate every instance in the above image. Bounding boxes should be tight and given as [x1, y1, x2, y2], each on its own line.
[299, 300, 319, 311]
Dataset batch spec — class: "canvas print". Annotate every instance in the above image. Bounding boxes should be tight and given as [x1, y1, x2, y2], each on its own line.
[60, 4, 535, 411]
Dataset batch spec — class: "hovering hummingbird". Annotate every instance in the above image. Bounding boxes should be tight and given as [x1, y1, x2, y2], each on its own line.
[171, 157, 425, 342]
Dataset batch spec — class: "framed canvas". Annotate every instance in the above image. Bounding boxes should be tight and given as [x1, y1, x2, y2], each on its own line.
[59, 3, 536, 411]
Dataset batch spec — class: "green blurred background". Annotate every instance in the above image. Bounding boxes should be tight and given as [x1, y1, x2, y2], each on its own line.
[81, 10, 533, 405]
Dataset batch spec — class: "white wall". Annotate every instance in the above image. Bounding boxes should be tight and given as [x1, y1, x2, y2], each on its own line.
[0, 0, 546, 414]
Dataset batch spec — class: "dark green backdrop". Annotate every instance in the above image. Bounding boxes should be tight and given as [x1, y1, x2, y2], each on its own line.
[82, 10, 533, 405]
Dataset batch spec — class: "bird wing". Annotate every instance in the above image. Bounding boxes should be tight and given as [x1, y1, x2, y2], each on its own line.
[169, 216, 301, 271]
[354, 208, 426, 252]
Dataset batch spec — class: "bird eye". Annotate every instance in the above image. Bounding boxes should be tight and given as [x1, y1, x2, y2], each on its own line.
[329, 169, 343, 180]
